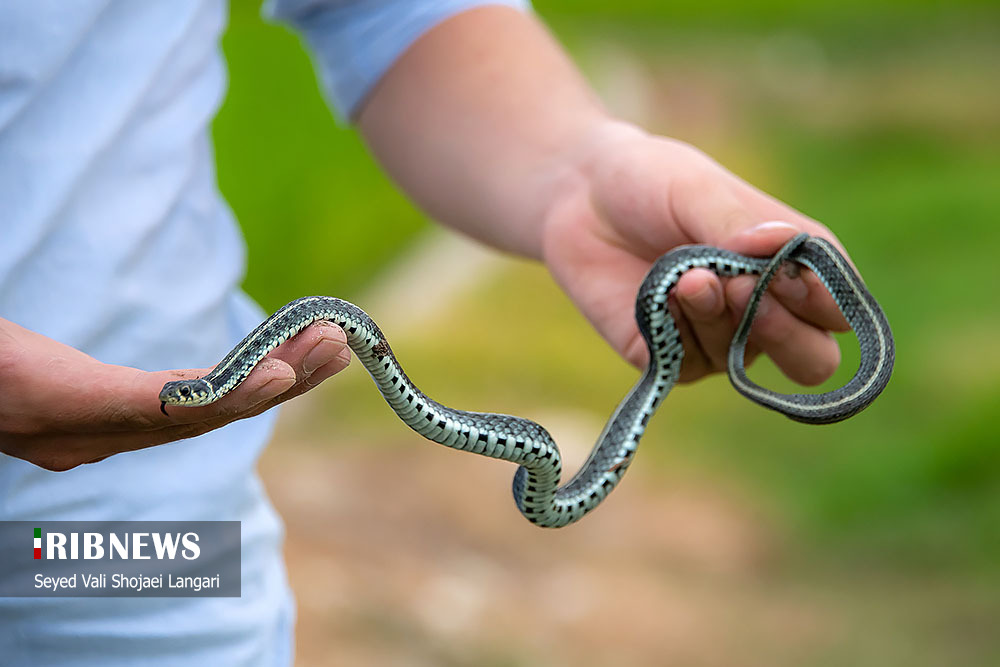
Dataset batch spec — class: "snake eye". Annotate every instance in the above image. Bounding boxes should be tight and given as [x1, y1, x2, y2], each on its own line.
[180, 386, 191, 397]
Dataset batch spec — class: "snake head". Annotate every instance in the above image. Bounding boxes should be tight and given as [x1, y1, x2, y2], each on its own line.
[158, 378, 214, 407]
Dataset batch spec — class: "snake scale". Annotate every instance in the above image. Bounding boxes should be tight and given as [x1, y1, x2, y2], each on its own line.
[160, 234, 894, 528]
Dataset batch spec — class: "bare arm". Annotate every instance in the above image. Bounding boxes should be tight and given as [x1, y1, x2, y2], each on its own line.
[358, 6, 602, 259]
[359, 6, 847, 382]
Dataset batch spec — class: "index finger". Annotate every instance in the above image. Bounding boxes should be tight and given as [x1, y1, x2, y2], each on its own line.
[111, 357, 297, 430]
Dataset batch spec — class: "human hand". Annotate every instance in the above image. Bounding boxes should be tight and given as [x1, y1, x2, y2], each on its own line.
[0, 318, 350, 471]
[543, 121, 850, 384]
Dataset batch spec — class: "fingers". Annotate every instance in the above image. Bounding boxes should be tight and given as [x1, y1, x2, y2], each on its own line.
[227, 346, 351, 421]
[725, 276, 841, 386]
[673, 270, 767, 382]
[119, 358, 297, 428]
[769, 269, 850, 333]
[670, 169, 762, 246]
[575, 141, 860, 387]
[674, 269, 727, 372]
[727, 222, 849, 333]
[102, 322, 350, 430]
[674, 272, 841, 386]
[673, 167, 849, 336]
[0, 315, 352, 471]
[20, 322, 353, 471]
[165, 321, 351, 424]
[672, 180, 853, 383]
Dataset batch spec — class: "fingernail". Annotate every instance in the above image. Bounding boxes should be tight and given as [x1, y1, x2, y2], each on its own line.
[249, 374, 295, 404]
[315, 320, 348, 340]
[305, 349, 352, 387]
[303, 337, 347, 375]
[742, 220, 799, 236]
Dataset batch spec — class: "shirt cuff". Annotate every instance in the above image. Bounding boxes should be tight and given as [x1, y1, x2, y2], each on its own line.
[264, 0, 533, 122]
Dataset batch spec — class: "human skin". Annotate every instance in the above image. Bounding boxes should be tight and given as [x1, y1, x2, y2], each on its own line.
[0, 317, 351, 471]
[357, 7, 848, 381]
[0, 6, 848, 472]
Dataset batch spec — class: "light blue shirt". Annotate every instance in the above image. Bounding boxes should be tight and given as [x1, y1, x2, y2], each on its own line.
[0, 1, 526, 664]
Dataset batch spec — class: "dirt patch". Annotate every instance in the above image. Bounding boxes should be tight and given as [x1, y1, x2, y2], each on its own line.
[260, 434, 841, 667]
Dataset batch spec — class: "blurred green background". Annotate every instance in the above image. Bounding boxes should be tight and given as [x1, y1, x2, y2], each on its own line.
[215, 1, 999, 665]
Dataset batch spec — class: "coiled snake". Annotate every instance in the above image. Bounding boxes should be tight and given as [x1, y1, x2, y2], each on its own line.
[160, 234, 894, 528]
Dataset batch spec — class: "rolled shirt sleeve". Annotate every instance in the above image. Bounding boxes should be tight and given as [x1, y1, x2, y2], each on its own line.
[264, 0, 532, 121]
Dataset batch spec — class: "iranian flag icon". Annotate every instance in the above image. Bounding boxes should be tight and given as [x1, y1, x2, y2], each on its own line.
[34, 528, 41, 559]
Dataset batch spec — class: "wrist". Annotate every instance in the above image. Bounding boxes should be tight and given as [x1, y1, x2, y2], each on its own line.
[537, 117, 649, 263]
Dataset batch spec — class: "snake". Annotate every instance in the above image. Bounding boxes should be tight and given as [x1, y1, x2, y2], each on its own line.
[159, 234, 894, 528]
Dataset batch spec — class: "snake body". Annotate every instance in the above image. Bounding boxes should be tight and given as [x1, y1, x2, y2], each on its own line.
[160, 234, 894, 528]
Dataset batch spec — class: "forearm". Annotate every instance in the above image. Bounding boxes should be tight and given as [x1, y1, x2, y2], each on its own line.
[357, 5, 616, 259]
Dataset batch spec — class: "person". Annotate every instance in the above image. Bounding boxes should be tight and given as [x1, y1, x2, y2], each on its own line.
[0, 1, 848, 664]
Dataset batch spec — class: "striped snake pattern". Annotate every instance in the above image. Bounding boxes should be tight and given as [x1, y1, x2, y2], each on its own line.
[159, 234, 894, 528]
